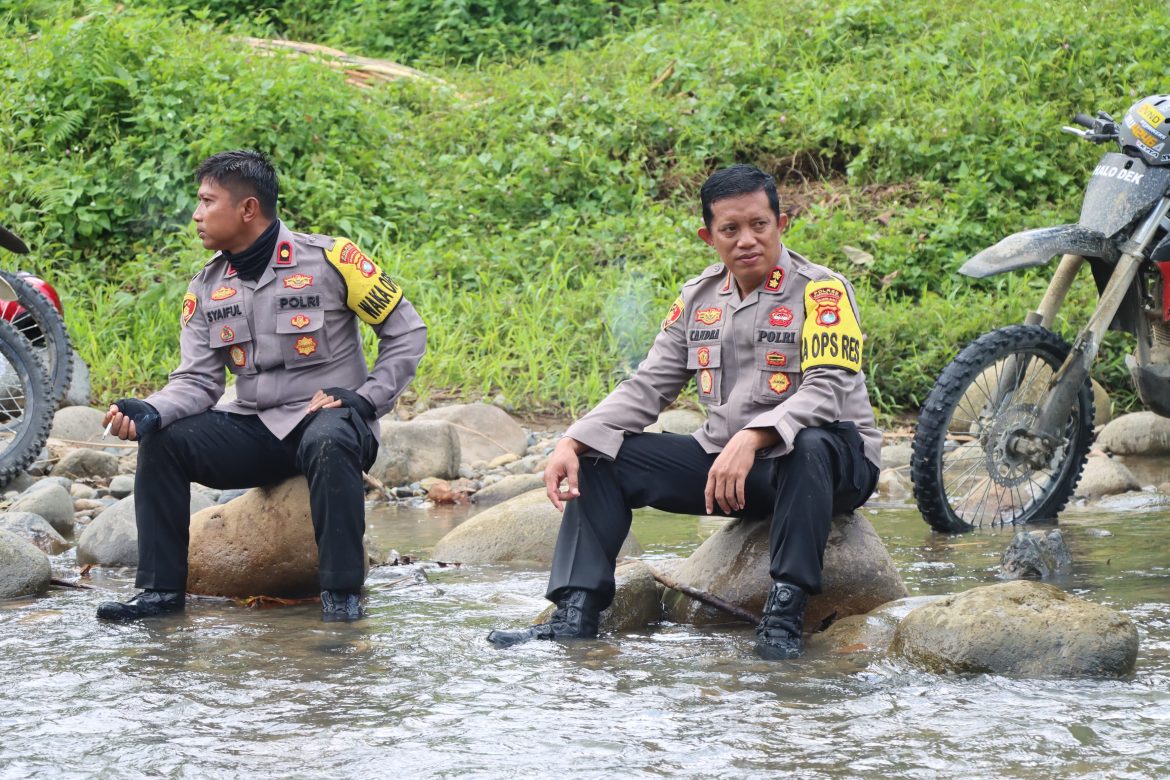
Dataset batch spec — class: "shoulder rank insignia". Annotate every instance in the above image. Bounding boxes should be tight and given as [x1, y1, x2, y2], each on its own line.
[800, 278, 863, 373]
[662, 296, 684, 331]
[325, 238, 402, 325]
[181, 293, 197, 328]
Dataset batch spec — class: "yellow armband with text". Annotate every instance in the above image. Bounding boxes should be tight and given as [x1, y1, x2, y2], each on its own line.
[325, 238, 403, 325]
[800, 278, 863, 372]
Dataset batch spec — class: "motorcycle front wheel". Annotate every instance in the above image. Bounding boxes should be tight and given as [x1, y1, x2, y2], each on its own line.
[0, 318, 53, 487]
[911, 325, 1094, 533]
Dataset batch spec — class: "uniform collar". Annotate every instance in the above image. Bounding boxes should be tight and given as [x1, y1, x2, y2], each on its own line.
[716, 245, 793, 297]
[242, 222, 298, 290]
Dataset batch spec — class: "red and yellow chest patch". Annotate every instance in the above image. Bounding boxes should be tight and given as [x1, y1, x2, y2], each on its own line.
[699, 368, 714, 395]
[220, 325, 235, 343]
[229, 345, 246, 367]
[764, 267, 784, 292]
[769, 306, 793, 327]
[768, 372, 791, 395]
[695, 307, 722, 326]
[662, 296, 684, 331]
[697, 346, 711, 367]
[181, 293, 197, 327]
[765, 351, 787, 367]
[800, 278, 863, 373]
[210, 286, 238, 301]
[283, 274, 313, 290]
[290, 314, 311, 329]
[294, 336, 318, 356]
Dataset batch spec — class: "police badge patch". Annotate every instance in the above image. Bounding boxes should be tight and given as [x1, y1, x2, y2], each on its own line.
[662, 296, 683, 331]
[182, 293, 197, 327]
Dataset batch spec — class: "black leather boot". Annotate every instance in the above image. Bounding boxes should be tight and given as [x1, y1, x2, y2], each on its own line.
[321, 590, 364, 622]
[755, 582, 808, 660]
[486, 589, 603, 648]
[96, 590, 184, 621]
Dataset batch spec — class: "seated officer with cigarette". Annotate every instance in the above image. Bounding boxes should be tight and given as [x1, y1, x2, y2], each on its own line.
[97, 150, 426, 622]
[487, 165, 881, 659]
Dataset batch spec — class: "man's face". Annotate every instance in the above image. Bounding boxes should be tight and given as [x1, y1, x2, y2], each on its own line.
[192, 178, 250, 253]
[698, 190, 788, 295]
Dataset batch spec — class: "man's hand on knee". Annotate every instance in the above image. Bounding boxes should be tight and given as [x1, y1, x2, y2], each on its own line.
[705, 428, 778, 514]
[544, 437, 586, 511]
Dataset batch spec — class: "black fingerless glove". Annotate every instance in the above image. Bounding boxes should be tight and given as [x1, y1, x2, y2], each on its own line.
[114, 398, 161, 437]
[322, 387, 376, 420]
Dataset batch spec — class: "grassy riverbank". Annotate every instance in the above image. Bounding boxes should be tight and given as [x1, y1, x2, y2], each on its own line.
[0, 0, 1164, 418]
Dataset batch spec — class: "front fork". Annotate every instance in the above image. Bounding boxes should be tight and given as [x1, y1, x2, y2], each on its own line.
[1008, 197, 1170, 466]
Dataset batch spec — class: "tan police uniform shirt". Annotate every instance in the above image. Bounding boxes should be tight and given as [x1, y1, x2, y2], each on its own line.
[565, 246, 882, 468]
[146, 222, 427, 440]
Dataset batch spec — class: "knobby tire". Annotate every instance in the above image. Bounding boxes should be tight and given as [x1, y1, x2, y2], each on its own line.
[0, 318, 54, 487]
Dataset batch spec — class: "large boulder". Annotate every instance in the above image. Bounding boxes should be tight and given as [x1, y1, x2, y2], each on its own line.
[49, 405, 107, 443]
[646, 409, 707, 435]
[891, 581, 1138, 677]
[187, 476, 366, 598]
[999, 529, 1072, 580]
[416, 403, 528, 465]
[52, 448, 120, 480]
[11, 483, 75, 536]
[1074, 455, 1140, 500]
[1096, 411, 1170, 456]
[661, 512, 907, 630]
[432, 488, 643, 565]
[0, 511, 69, 555]
[473, 473, 545, 504]
[0, 528, 51, 598]
[76, 491, 215, 567]
[373, 419, 461, 485]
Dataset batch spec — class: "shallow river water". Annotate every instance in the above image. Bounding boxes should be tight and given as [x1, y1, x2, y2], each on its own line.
[2, 492, 1169, 778]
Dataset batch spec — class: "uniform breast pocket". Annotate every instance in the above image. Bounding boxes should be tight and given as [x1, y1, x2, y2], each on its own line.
[752, 345, 800, 404]
[687, 343, 722, 405]
[276, 309, 330, 369]
[209, 318, 255, 375]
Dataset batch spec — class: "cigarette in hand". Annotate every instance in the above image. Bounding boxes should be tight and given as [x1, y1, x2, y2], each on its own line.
[102, 420, 113, 440]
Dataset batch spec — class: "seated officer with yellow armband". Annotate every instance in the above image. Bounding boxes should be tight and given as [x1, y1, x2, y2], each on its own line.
[97, 150, 426, 623]
[487, 165, 881, 659]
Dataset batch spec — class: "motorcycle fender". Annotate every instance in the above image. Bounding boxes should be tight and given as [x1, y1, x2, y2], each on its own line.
[959, 225, 1114, 279]
[0, 278, 18, 300]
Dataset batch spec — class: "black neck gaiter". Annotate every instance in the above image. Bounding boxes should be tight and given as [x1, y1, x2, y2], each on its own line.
[223, 219, 280, 281]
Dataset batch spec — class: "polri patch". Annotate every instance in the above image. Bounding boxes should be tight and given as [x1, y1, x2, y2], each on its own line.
[765, 351, 787, 367]
[220, 325, 235, 343]
[662, 295, 683, 331]
[697, 346, 711, 367]
[695, 307, 722, 325]
[294, 335, 318, 356]
[211, 286, 238, 301]
[229, 345, 246, 367]
[769, 306, 793, 327]
[182, 293, 197, 327]
[699, 368, 714, 395]
[800, 278, 863, 373]
[768, 372, 791, 395]
[290, 314, 310, 329]
[325, 238, 402, 325]
[283, 274, 313, 290]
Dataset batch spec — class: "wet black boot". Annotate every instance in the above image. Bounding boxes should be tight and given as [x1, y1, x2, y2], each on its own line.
[755, 582, 808, 660]
[96, 590, 184, 621]
[320, 590, 365, 622]
[486, 589, 603, 648]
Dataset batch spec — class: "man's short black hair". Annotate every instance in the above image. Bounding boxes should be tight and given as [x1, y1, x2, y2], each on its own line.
[195, 150, 279, 219]
[699, 164, 780, 228]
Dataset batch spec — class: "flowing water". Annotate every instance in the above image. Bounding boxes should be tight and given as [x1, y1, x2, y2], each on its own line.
[2, 491, 1169, 778]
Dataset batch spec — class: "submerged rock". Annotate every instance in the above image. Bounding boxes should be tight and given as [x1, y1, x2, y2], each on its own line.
[187, 477, 366, 598]
[415, 403, 528, 465]
[891, 581, 1138, 678]
[76, 492, 215, 567]
[432, 488, 642, 565]
[0, 528, 51, 598]
[999, 529, 1072, 580]
[661, 512, 907, 630]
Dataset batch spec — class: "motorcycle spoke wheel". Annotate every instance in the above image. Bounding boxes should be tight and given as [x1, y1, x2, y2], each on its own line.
[0, 270, 73, 408]
[0, 318, 53, 487]
[911, 325, 1093, 533]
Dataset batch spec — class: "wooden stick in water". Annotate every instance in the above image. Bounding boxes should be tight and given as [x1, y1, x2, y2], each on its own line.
[645, 564, 761, 625]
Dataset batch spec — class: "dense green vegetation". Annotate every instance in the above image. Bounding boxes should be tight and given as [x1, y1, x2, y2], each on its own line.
[0, 0, 1164, 420]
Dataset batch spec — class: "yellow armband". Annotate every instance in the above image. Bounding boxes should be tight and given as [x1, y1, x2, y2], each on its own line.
[800, 278, 863, 372]
[325, 238, 403, 325]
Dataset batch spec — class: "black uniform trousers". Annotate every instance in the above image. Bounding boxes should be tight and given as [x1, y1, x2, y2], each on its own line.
[134, 408, 379, 593]
[546, 424, 879, 609]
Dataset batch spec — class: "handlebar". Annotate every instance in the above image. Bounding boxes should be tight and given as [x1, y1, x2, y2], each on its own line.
[1061, 110, 1119, 144]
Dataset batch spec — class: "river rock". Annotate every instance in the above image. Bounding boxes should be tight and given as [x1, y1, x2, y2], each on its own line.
[432, 488, 643, 565]
[76, 491, 215, 567]
[999, 529, 1072, 580]
[416, 403, 528, 465]
[1091, 379, 1111, 427]
[49, 405, 106, 443]
[646, 409, 707, 435]
[891, 581, 1137, 677]
[187, 477, 365, 598]
[806, 595, 944, 656]
[11, 483, 75, 536]
[1074, 455, 1139, 500]
[108, 474, 135, 499]
[62, 353, 92, 408]
[880, 443, 912, 470]
[52, 448, 120, 480]
[661, 512, 907, 629]
[473, 473, 545, 504]
[1096, 412, 1170, 456]
[0, 511, 69, 555]
[373, 419, 461, 485]
[876, 468, 911, 501]
[535, 560, 663, 633]
[0, 529, 51, 598]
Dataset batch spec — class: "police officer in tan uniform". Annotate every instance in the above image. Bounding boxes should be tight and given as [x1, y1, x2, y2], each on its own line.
[488, 165, 881, 658]
[97, 150, 426, 622]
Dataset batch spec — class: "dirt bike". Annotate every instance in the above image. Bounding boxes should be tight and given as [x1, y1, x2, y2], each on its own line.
[911, 94, 1170, 533]
[0, 224, 64, 485]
